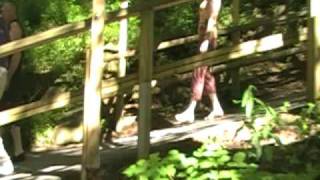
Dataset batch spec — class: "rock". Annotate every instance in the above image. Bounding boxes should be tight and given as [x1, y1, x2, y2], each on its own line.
[115, 116, 137, 133]
[53, 115, 83, 146]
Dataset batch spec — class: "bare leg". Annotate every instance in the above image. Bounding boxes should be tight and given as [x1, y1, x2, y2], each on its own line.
[174, 66, 208, 123]
[204, 93, 224, 120]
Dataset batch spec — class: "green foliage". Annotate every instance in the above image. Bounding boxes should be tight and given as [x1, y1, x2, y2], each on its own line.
[123, 142, 257, 180]
[294, 102, 320, 135]
[21, 108, 72, 146]
[235, 85, 282, 159]
[155, 3, 198, 41]
[123, 141, 320, 180]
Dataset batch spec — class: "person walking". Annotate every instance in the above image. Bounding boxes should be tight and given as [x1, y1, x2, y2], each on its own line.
[175, 0, 224, 123]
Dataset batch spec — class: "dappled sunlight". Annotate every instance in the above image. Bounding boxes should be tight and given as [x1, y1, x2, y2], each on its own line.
[228, 33, 284, 59]
[40, 164, 81, 173]
[53, 124, 83, 146]
[4, 165, 80, 179]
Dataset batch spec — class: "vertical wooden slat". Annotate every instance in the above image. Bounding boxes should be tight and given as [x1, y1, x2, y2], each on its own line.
[230, 0, 241, 99]
[114, 0, 129, 129]
[307, 0, 320, 101]
[119, 0, 129, 77]
[138, 10, 154, 159]
[82, 0, 105, 179]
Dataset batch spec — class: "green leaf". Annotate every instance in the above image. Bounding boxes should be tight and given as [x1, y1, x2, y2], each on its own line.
[186, 166, 195, 174]
[167, 149, 184, 162]
[280, 101, 291, 112]
[199, 160, 216, 169]
[232, 152, 247, 163]
[184, 157, 198, 167]
[213, 149, 229, 157]
[138, 175, 148, 180]
[245, 96, 254, 118]
[177, 172, 187, 178]
[262, 125, 272, 138]
[241, 87, 250, 108]
[168, 149, 180, 156]
[202, 150, 215, 157]
[159, 167, 167, 176]
[122, 164, 137, 177]
[218, 170, 238, 179]
[217, 155, 231, 165]
[137, 159, 146, 166]
[166, 165, 176, 177]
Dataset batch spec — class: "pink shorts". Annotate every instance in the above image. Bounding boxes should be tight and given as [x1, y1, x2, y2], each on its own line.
[191, 66, 216, 101]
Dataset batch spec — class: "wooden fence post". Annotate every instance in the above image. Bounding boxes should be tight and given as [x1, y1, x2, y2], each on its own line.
[307, 0, 320, 101]
[230, 0, 241, 99]
[138, 9, 154, 159]
[82, 0, 105, 179]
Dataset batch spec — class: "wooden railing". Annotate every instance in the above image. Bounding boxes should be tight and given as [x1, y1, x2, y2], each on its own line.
[0, 15, 307, 127]
[0, 0, 315, 178]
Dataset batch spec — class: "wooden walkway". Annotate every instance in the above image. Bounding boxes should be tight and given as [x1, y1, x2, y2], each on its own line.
[1, 95, 306, 180]
[1, 116, 253, 179]
[0, 54, 308, 179]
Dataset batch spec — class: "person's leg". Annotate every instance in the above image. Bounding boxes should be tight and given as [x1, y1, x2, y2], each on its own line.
[0, 136, 14, 176]
[10, 126, 24, 160]
[203, 70, 224, 120]
[175, 67, 207, 123]
[0, 67, 24, 162]
[0, 67, 8, 99]
[0, 68, 14, 175]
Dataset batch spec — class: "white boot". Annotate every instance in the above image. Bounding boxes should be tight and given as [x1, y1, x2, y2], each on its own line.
[174, 100, 197, 124]
[204, 93, 224, 120]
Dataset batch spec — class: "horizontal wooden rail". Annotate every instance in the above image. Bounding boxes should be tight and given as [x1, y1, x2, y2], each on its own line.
[101, 32, 307, 96]
[0, 29, 307, 126]
[0, 6, 307, 59]
[154, 32, 307, 74]
[104, 11, 307, 62]
[0, 0, 198, 59]
[0, 92, 82, 126]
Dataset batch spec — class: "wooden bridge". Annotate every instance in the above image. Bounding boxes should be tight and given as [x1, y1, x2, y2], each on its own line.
[0, 0, 319, 179]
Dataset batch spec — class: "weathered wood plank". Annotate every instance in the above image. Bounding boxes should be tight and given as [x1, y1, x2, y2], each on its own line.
[154, 32, 307, 74]
[138, 9, 154, 159]
[82, 0, 105, 179]
[307, 0, 320, 101]
[0, 92, 82, 126]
